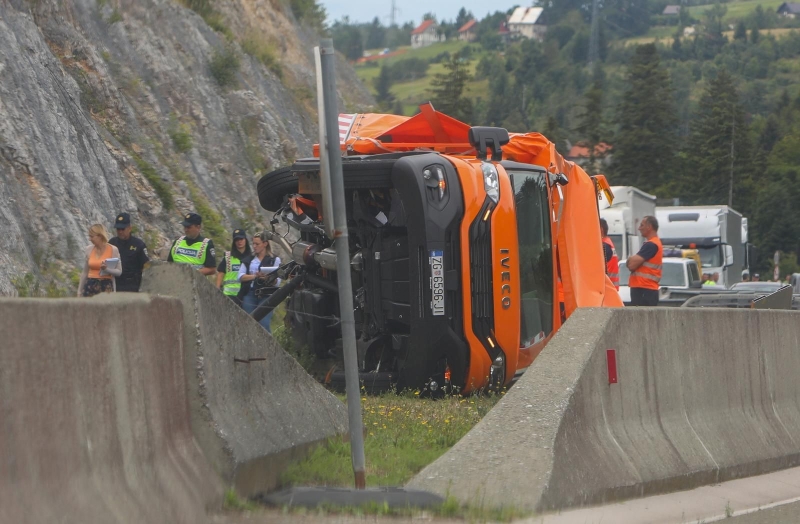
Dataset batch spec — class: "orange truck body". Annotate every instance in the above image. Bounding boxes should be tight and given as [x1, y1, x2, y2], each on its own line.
[266, 104, 622, 392]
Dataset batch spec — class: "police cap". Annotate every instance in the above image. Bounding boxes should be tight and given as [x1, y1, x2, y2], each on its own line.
[181, 212, 202, 227]
[232, 229, 246, 239]
[114, 212, 131, 229]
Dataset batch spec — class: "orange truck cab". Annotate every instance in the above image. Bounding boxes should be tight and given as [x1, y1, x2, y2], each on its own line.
[257, 105, 622, 393]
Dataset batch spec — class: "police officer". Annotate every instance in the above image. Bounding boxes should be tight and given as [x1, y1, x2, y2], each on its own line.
[626, 215, 663, 306]
[215, 228, 251, 306]
[167, 212, 217, 275]
[108, 212, 150, 292]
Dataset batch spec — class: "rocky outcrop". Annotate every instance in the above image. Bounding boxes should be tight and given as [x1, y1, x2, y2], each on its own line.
[0, 0, 373, 295]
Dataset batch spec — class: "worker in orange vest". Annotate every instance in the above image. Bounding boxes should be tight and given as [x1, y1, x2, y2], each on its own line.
[600, 218, 619, 290]
[626, 215, 663, 306]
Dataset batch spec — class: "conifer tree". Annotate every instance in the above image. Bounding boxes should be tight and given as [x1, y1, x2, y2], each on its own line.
[428, 52, 473, 122]
[611, 44, 678, 190]
[373, 63, 395, 109]
[683, 69, 754, 211]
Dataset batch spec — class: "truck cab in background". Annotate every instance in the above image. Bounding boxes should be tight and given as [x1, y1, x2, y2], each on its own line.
[599, 186, 656, 261]
[655, 206, 743, 288]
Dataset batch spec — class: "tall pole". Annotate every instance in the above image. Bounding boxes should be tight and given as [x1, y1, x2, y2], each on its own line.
[317, 39, 366, 489]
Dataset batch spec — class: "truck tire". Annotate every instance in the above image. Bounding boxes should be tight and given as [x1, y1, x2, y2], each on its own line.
[257, 160, 396, 211]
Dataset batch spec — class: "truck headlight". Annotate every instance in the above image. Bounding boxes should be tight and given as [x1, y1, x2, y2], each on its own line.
[482, 162, 500, 203]
[423, 165, 447, 200]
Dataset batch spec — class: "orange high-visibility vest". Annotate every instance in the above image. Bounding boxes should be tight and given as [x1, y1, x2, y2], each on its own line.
[629, 236, 663, 290]
[602, 237, 620, 290]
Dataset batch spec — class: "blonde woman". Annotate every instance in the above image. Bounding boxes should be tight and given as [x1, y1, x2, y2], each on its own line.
[78, 224, 123, 297]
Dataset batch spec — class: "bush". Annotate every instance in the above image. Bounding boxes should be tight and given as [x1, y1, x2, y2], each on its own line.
[209, 45, 240, 88]
[169, 122, 193, 153]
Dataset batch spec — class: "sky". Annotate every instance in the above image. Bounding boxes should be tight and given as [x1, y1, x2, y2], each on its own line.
[321, 0, 518, 27]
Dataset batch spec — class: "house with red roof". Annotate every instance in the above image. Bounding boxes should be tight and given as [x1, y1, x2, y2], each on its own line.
[411, 19, 443, 48]
[457, 19, 477, 42]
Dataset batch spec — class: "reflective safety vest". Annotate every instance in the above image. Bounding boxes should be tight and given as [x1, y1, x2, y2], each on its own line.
[629, 236, 663, 290]
[171, 235, 210, 268]
[603, 236, 620, 290]
[222, 251, 243, 296]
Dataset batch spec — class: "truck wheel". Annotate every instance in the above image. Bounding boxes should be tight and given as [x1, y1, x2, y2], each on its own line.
[257, 160, 397, 211]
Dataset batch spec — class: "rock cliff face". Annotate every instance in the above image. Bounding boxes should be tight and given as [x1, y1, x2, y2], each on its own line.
[0, 0, 373, 295]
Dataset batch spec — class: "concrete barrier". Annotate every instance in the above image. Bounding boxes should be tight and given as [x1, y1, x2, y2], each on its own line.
[0, 294, 222, 524]
[140, 264, 349, 496]
[408, 307, 800, 511]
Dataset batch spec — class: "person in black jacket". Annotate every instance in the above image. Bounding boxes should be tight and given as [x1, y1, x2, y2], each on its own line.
[109, 213, 150, 292]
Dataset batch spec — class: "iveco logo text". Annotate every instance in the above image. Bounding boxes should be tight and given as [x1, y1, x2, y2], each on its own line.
[500, 248, 511, 309]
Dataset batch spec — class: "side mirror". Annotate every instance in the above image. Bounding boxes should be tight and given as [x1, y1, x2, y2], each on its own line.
[690, 279, 702, 289]
[724, 244, 734, 267]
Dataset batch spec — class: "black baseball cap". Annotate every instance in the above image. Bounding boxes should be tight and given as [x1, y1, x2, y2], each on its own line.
[232, 229, 246, 239]
[181, 212, 202, 227]
[114, 212, 131, 229]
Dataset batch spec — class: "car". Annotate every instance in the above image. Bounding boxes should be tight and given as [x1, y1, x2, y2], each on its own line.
[729, 282, 786, 293]
[618, 257, 701, 305]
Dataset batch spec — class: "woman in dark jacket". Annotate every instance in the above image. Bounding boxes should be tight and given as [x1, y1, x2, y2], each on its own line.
[237, 231, 281, 332]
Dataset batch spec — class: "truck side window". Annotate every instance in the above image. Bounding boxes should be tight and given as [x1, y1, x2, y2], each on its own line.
[511, 171, 554, 347]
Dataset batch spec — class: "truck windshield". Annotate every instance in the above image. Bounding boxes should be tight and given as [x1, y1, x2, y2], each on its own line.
[697, 246, 722, 268]
[511, 170, 553, 347]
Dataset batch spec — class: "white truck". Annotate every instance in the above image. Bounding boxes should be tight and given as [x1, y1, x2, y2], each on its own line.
[598, 186, 657, 261]
[655, 205, 744, 288]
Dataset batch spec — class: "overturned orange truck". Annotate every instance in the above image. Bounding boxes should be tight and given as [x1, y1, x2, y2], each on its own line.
[257, 104, 622, 393]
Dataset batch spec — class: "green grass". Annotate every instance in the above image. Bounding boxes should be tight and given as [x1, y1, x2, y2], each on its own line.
[357, 56, 488, 113]
[280, 391, 502, 487]
[686, 0, 785, 23]
[132, 154, 174, 210]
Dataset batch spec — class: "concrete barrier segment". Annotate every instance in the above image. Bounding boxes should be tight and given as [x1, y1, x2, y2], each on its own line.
[0, 294, 222, 524]
[140, 264, 349, 496]
[408, 307, 800, 512]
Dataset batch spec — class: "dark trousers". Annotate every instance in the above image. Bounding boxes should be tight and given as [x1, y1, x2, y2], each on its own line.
[630, 287, 659, 306]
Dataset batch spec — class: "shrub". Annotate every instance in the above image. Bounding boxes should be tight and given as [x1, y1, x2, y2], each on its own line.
[169, 122, 193, 153]
[209, 45, 240, 88]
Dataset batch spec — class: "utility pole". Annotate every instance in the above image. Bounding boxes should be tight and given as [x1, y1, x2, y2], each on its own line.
[315, 39, 367, 489]
[728, 113, 735, 207]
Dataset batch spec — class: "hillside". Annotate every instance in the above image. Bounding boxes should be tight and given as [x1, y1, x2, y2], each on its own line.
[0, 0, 373, 295]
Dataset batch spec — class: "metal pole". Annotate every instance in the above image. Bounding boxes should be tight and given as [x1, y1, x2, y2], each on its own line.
[318, 38, 366, 489]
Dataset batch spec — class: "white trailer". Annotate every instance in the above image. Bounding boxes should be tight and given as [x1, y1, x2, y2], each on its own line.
[599, 186, 657, 261]
[655, 205, 744, 288]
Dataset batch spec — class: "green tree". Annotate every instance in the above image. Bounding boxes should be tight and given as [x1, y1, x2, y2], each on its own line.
[682, 69, 754, 210]
[373, 63, 395, 108]
[574, 70, 608, 173]
[733, 21, 747, 42]
[365, 17, 385, 50]
[428, 52, 473, 122]
[611, 44, 678, 190]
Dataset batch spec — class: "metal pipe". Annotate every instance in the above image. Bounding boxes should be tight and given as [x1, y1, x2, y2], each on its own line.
[318, 39, 366, 489]
[263, 230, 293, 259]
[251, 274, 305, 322]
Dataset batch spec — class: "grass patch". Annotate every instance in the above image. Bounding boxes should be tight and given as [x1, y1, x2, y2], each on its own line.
[280, 391, 503, 488]
[241, 30, 283, 78]
[180, 0, 233, 39]
[132, 154, 174, 210]
[223, 489, 258, 511]
[209, 44, 240, 88]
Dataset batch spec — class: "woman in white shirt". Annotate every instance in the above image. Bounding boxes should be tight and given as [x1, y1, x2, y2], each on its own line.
[237, 231, 281, 332]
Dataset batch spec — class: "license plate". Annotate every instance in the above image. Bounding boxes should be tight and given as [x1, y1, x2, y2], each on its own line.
[429, 250, 445, 316]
